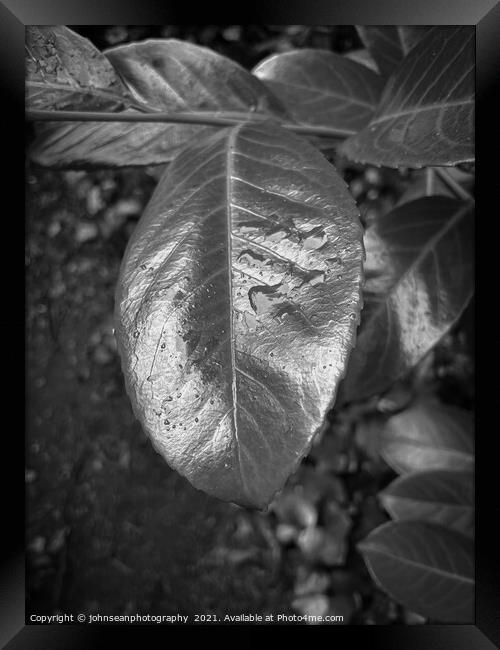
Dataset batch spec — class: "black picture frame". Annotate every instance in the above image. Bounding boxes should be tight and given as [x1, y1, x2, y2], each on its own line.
[4, 0, 498, 646]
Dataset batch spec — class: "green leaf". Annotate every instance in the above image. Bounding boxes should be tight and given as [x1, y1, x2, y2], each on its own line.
[252, 49, 384, 140]
[358, 520, 474, 622]
[342, 27, 474, 168]
[29, 37, 290, 169]
[355, 26, 431, 78]
[380, 470, 474, 537]
[339, 196, 474, 403]
[114, 121, 364, 508]
[25, 25, 131, 111]
[379, 399, 474, 474]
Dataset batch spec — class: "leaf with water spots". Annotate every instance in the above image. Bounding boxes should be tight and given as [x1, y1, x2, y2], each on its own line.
[29, 36, 290, 169]
[114, 121, 364, 508]
[339, 196, 474, 403]
[25, 25, 132, 111]
[342, 27, 474, 168]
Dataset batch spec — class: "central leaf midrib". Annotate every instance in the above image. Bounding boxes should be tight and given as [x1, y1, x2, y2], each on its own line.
[225, 123, 247, 491]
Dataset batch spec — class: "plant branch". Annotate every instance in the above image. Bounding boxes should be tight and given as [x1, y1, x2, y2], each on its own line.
[25, 108, 355, 140]
[435, 167, 474, 203]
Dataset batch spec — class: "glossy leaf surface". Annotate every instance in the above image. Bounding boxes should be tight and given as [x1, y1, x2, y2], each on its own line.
[252, 49, 384, 136]
[342, 27, 475, 168]
[340, 196, 474, 403]
[30, 37, 290, 169]
[25, 25, 130, 111]
[381, 470, 474, 537]
[356, 26, 431, 78]
[380, 399, 474, 475]
[359, 521, 474, 622]
[115, 121, 364, 508]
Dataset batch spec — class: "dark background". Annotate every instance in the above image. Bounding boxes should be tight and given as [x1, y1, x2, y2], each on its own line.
[25, 25, 474, 625]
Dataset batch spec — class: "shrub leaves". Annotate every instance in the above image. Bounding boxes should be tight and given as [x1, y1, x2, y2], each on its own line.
[379, 399, 474, 475]
[114, 121, 364, 508]
[340, 196, 474, 403]
[358, 520, 474, 622]
[252, 49, 384, 138]
[29, 36, 290, 169]
[342, 27, 474, 168]
[25, 25, 131, 111]
[380, 470, 474, 537]
[355, 26, 431, 78]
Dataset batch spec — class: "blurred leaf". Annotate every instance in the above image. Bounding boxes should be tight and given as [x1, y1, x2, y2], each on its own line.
[294, 567, 331, 596]
[354, 413, 387, 461]
[114, 121, 364, 508]
[270, 491, 317, 529]
[343, 48, 379, 73]
[355, 26, 431, 78]
[292, 593, 330, 620]
[297, 526, 347, 566]
[253, 49, 384, 140]
[359, 520, 474, 622]
[25, 25, 131, 111]
[340, 196, 474, 403]
[342, 27, 474, 167]
[379, 399, 474, 474]
[30, 36, 290, 169]
[380, 469, 474, 537]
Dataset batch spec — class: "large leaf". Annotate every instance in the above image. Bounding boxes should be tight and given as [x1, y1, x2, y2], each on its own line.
[355, 26, 431, 78]
[25, 25, 131, 111]
[29, 37, 290, 169]
[358, 520, 474, 622]
[342, 27, 475, 168]
[379, 399, 474, 475]
[114, 121, 364, 508]
[339, 196, 474, 403]
[380, 470, 474, 537]
[252, 49, 384, 139]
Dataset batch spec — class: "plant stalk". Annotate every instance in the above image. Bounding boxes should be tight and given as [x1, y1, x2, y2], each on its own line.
[25, 108, 355, 140]
[435, 167, 474, 203]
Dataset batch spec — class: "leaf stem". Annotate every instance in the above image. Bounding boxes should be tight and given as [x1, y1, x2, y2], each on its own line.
[435, 167, 474, 203]
[25, 108, 355, 140]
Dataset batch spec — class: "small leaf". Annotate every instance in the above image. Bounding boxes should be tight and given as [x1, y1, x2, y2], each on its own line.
[25, 25, 131, 111]
[380, 470, 474, 537]
[114, 121, 364, 508]
[358, 520, 474, 622]
[30, 37, 290, 169]
[339, 196, 474, 402]
[342, 27, 474, 168]
[343, 49, 379, 73]
[252, 49, 384, 138]
[356, 26, 431, 78]
[379, 399, 474, 474]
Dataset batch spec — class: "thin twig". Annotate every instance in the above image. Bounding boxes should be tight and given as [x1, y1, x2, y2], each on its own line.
[25, 108, 355, 140]
[435, 167, 474, 203]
